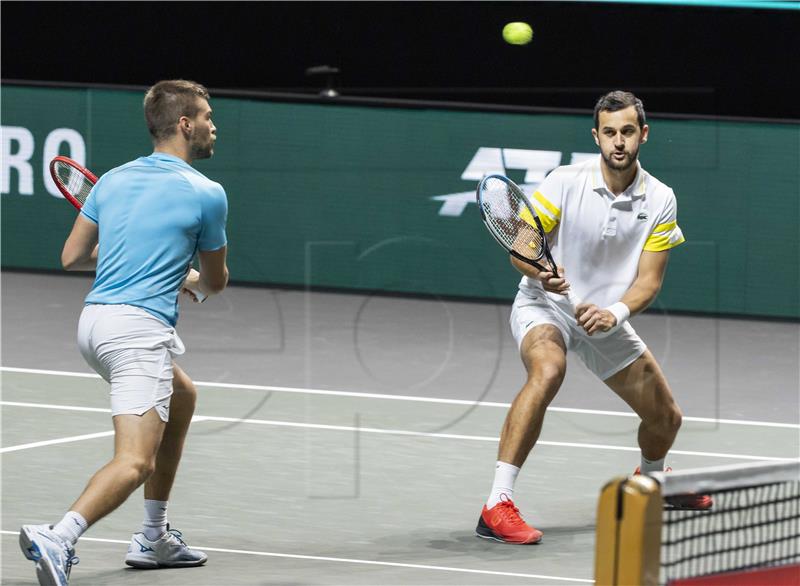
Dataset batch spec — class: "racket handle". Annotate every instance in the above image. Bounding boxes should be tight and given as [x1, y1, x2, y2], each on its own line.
[186, 286, 207, 303]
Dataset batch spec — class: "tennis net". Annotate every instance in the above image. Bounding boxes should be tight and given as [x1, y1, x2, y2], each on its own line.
[595, 461, 800, 585]
[653, 461, 800, 584]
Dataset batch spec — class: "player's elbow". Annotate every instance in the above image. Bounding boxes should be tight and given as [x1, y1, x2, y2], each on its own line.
[202, 267, 229, 294]
[61, 249, 79, 271]
[635, 276, 663, 309]
[644, 276, 663, 300]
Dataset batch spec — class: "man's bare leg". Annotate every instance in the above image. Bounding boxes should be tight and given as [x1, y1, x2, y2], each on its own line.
[604, 349, 682, 464]
[71, 409, 166, 525]
[145, 364, 197, 501]
[477, 325, 567, 544]
[497, 325, 568, 467]
[126, 365, 208, 568]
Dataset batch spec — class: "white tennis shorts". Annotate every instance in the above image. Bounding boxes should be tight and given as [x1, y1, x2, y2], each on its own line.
[77, 304, 185, 422]
[510, 290, 647, 380]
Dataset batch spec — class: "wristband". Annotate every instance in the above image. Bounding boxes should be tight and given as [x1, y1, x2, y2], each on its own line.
[605, 302, 631, 328]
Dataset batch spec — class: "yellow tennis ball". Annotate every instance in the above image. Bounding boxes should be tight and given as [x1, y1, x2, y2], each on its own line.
[502, 22, 533, 45]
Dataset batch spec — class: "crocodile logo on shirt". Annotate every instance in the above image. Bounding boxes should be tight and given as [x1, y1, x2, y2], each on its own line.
[637, 212, 648, 220]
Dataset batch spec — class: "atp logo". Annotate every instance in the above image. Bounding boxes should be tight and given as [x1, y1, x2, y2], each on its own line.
[430, 147, 596, 217]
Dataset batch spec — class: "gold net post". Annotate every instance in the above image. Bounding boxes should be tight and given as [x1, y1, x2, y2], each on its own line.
[595, 474, 662, 586]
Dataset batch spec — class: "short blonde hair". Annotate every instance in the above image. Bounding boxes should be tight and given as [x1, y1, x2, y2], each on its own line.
[143, 80, 210, 142]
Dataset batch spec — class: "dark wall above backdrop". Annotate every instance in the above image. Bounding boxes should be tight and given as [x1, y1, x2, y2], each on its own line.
[1, 1, 797, 120]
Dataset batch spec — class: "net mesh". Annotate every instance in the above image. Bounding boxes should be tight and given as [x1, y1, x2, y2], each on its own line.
[53, 160, 94, 207]
[478, 176, 544, 261]
[657, 462, 800, 584]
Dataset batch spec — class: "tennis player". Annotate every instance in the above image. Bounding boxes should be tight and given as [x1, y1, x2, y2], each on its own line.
[476, 91, 710, 545]
[19, 79, 228, 585]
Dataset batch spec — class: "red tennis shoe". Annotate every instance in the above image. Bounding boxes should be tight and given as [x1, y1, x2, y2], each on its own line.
[476, 495, 543, 544]
[634, 466, 714, 510]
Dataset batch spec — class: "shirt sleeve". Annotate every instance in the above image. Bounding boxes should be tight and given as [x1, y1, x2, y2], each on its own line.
[644, 190, 685, 251]
[519, 167, 564, 234]
[79, 184, 99, 224]
[198, 182, 228, 251]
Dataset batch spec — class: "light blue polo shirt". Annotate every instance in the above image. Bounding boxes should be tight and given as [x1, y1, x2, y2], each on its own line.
[81, 152, 228, 326]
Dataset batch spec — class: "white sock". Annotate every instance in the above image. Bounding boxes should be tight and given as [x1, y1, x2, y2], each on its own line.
[52, 511, 88, 546]
[640, 455, 666, 475]
[142, 499, 168, 541]
[486, 461, 520, 508]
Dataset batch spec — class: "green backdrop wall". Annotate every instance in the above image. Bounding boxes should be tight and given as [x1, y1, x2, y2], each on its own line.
[2, 85, 798, 318]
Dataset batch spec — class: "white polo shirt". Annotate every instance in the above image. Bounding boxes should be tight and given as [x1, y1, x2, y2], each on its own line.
[518, 156, 685, 309]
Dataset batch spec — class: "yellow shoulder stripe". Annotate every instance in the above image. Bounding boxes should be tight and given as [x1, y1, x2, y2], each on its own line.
[535, 206, 558, 233]
[644, 233, 685, 252]
[652, 220, 677, 234]
[533, 191, 561, 219]
[519, 206, 535, 226]
[519, 205, 558, 233]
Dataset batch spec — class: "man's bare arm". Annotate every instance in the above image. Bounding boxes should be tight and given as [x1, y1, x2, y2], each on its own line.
[620, 249, 669, 315]
[62, 215, 99, 271]
[577, 249, 670, 336]
[193, 246, 229, 295]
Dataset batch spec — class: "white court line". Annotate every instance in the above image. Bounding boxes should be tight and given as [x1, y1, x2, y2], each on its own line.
[3, 365, 799, 430]
[0, 407, 208, 453]
[0, 430, 115, 453]
[0, 530, 592, 583]
[1, 401, 111, 414]
[2, 401, 796, 462]
[195, 415, 797, 462]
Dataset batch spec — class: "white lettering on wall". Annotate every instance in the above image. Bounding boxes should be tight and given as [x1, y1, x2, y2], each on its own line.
[1, 126, 35, 195]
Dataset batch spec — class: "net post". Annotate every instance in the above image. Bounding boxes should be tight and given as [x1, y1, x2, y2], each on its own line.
[595, 474, 663, 585]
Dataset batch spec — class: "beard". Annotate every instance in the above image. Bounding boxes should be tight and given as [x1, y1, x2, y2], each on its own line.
[189, 130, 215, 160]
[190, 140, 214, 160]
[602, 146, 639, 171]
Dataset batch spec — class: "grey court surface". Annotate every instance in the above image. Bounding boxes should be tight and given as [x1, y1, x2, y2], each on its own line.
[2, 271, 799, 585]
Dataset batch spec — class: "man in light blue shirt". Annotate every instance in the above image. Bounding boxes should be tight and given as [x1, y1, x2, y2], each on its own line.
[20, 80, 229, 586]
[81, 150, 227, 326]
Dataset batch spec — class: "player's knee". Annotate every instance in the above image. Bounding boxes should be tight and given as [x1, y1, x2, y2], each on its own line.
[668, 405, 683, 434]
[649, 403, 682, 436]
[173, 379, 197, 404]
[532, 361, 565, 388]
[172, 371, 197, 408]
[137, 458, 157, 483]
[119, 454, 157, 484]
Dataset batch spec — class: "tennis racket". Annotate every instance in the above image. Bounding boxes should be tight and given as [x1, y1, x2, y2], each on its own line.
[476, 174, 581, 310]
[49, 156, 207, 303]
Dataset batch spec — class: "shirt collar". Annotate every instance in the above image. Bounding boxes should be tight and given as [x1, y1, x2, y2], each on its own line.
[149, 152, 190, 166]
[592, 155, 647, 200]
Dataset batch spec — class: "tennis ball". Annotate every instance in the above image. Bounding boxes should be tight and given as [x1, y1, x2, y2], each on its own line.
[502, 22, 533, 46]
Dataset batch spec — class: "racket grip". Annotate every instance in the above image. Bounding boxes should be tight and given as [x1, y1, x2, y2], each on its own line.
[186, 286, 207, 303]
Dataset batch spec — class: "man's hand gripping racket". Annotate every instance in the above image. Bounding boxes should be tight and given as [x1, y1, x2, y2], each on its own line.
[49, 156, 208, 303]
[476, 173, 581, 308]
[476, 174, 623, 338]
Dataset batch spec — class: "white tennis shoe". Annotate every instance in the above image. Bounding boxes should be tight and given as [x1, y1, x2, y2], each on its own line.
[125, 526, 207, 568]
[19, 524, 79, 586]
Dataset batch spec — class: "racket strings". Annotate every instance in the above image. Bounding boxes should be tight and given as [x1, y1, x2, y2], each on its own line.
[480, 180, 545, 261]
[514, 222, 544, 259]
[53, 161, 94, 205]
